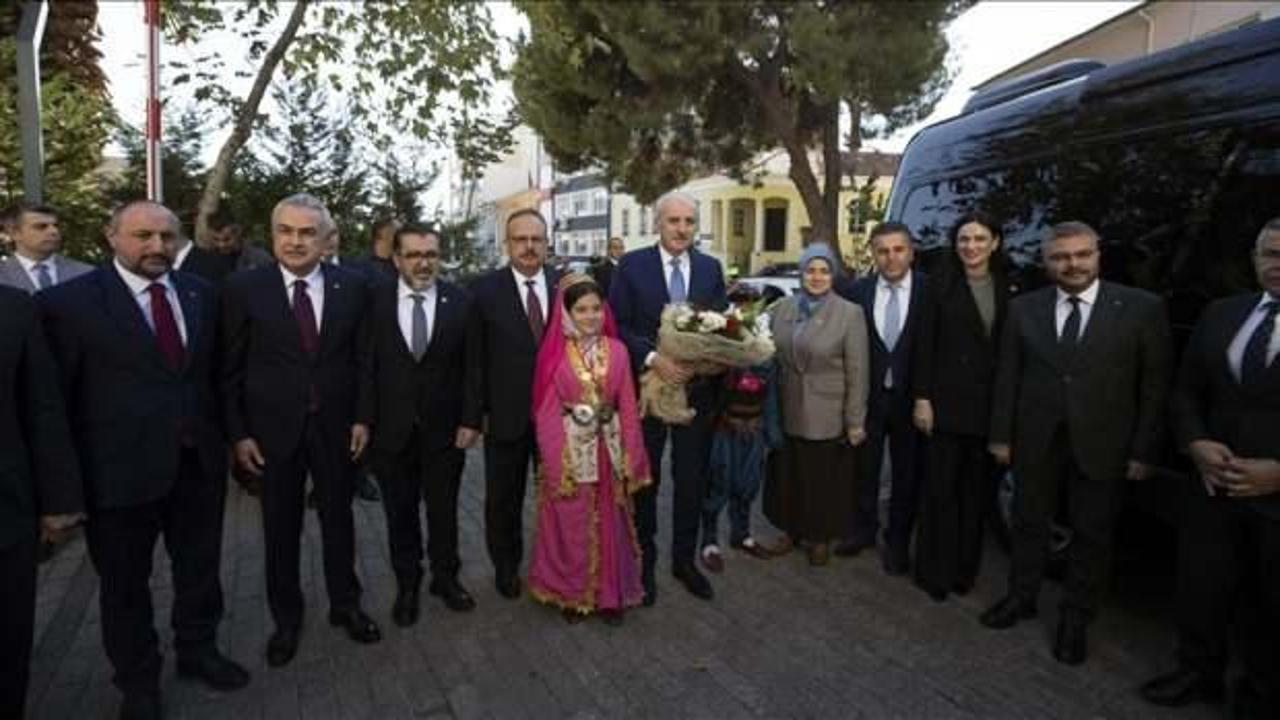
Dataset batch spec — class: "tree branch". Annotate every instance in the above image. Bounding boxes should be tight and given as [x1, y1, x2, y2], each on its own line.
[195, 0, 311, 246]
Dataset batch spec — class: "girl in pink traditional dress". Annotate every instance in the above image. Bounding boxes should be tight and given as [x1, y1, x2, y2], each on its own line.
[528, 273, 651, 625]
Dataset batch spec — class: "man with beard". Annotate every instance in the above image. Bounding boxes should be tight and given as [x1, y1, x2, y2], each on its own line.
[980, 221, 1172, 666]
[469, 209, 559, 599]
[39, 201, 249, 719]
[365, 226, 482, 624]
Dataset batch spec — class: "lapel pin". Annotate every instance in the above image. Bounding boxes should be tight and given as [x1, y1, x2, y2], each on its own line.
[441, 296, 449, 304]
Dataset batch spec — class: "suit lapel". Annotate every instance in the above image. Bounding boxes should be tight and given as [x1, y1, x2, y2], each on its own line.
[318, 265, 342, 356]
[100, 266, 168, 372]
[1033, 288, 1062, 369]
[1219, 293, 1269, 386]
[266, 266, 306, 357]
[860, 278, 888, 356]
[172, 273, 203, 372]
[1074, 282, 1120, 363]
[506, 270, 536, 349]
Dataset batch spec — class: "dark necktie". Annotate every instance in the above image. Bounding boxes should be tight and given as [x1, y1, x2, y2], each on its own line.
[292, 279, 319, 355]
[147, 283, 185, 371]
[1060, 296, 1082, 351]
[526, 279, 544, 340]
[1241, 300, 1279, 386]
[410, 292, 429, 360]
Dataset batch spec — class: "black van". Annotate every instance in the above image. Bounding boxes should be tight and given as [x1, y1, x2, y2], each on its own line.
[886, 17, 1280, 568]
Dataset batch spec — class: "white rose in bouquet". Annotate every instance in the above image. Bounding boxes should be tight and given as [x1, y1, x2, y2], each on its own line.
[698, 311, 727, 333]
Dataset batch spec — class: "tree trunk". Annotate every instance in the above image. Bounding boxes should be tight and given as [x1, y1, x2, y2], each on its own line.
[737, 56, 836, 266]
[821, 101, 841, 250]
[193, 0, 310, 247]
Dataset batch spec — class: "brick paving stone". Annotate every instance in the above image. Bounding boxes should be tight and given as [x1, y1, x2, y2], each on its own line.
[26, 444, 1224, 719]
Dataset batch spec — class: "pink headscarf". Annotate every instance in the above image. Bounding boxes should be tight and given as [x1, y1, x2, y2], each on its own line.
[530, 274, 619, 416]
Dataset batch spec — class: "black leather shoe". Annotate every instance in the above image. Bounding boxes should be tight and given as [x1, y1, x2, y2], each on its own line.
[328, 607, 381, 644]
[672, 561, 714, 600]
[266, 625, 301, 667]
[176, 648, 250, 691]
[119, 691, 161, 720]
[392, 584, 421, 627]
[495, 573, 521, 599]
[1140, 667, 1224, 707]
[951, 579, 974, 597]
[979, 595, 1037, 629]
[430, 577, 477, 612]
[1052, 615, 1088, 666]
[834, 539, 874, 557]
[356, 475, 381, 502]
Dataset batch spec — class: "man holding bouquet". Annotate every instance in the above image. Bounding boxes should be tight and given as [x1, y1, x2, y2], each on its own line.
[609, 191, 728, 604]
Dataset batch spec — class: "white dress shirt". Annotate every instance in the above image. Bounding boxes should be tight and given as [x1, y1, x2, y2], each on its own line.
[873, 271, 912, 344]
[511, 266, 548, 319]
[398, 278, 438, 351]
[114, 257, 188, 344]
[16, 252, 57, 288]
[280, 264, 325, 332]
[174, 240, 194, 270]
[1227, 293, 1280, 381]
[1055, 279, 1100, 340]
[658, 244, 691, 296]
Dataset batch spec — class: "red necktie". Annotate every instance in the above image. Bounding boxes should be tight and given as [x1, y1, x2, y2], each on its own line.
[147, 283, 185, 371]
[292, 279, 320, 355]
[526, 279, 544, 340]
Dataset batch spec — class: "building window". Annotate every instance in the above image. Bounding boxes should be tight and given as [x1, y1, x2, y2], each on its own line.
[640, 207, 650, 235]
[621, 208, 630, 237]
[592, 190, 608, 215]
[732, 208, 746, 236]
[572, 194, 587, 217]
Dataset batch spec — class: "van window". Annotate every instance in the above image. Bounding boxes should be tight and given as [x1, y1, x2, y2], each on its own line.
[897, 120, 1280, 336]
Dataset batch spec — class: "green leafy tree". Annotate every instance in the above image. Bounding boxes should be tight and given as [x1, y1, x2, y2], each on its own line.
[0, 3, 114, 260]
[162, 0, 514, 246]
[512, 1, 969, 257]
[255, 78, 371, 252]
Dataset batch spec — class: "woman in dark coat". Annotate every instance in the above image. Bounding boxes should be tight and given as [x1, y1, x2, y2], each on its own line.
[911, 211, 1013, 601]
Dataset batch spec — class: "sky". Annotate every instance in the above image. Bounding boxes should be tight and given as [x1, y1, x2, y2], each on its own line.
[96, 1, 1142, 200]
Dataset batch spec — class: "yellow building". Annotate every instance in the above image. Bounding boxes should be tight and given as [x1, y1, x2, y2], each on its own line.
[610, 150, 897, 276]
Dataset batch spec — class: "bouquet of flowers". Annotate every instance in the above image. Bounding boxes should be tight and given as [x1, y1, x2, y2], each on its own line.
[640, 301, 776, 425]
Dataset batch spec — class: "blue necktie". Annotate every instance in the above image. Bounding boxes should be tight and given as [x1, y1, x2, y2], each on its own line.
[883, 283, 902, 351]
[1241, 300, 1279, 386]
[668, 258, 687, 303]
[34, 262, 53, 290]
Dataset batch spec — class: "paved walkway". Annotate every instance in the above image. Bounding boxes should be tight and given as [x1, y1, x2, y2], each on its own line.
[28, 447, 1214, 719]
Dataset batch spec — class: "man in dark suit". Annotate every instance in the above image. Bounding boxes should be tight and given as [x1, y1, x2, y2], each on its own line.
[366, 225, 482, 625]
[222, 193, 380, 668]
[0, 287, 83, 720]
[40, 201, 249, 720]
[208, 215, 272, 272]
[592, 236, 625, 297]
[836, 222, 929, 576]
[1141, 218, 1280, 715]
[609, 191, 728, 603]
[172, 233, 234, 285]
[981, 221, 1172, 666]
[469, 208, 558, 599]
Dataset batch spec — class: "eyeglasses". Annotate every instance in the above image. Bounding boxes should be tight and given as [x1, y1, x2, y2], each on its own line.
[398, 250, 439, 261]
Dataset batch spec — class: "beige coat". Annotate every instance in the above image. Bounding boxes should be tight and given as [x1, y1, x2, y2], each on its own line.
[770, 293, 869, 441]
